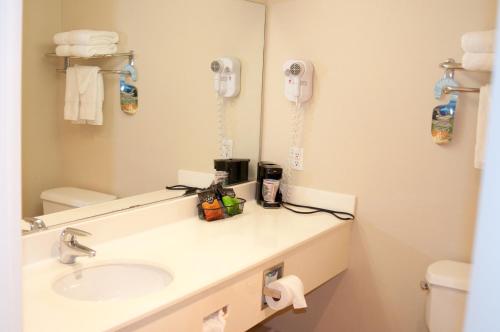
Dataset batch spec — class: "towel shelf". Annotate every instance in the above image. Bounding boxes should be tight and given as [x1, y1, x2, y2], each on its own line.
[55, 68, 133, 75]
[46, 50, 135, 75]
[45, 51, 134, 60]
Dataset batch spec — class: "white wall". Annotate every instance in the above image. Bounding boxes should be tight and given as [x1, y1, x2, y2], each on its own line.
[260, 0, 495, 331]
[465, 21, 500, 332]
[0, 0, 23, 330]
[57, 0, 264, 200]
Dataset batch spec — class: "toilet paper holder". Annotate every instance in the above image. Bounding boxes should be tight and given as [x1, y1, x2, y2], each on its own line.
[261, 262, 284, 309]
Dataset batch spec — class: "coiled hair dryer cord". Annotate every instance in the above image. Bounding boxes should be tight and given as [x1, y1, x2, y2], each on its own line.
[281, 201, 355, 221]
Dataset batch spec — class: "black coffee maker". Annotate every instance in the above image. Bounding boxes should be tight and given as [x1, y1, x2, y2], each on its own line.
[256, 161, 283, 208]
[214, 159, 250, 185]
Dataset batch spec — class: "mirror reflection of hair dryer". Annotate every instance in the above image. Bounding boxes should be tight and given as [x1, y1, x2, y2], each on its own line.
[210, 57, 241, 98]
[210, 60, 225, 95]
[283, 60, 314, 103]
[210, 57, 241, 158]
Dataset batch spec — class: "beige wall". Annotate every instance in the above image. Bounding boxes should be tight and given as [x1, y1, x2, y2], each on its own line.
[22, 0, 63, 217]
[22, 0, 264, 216]
[58, 0, 264, 200]
[259, 0, 496, 331]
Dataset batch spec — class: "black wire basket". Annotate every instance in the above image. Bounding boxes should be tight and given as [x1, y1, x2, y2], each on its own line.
[197, 198, 247, 221]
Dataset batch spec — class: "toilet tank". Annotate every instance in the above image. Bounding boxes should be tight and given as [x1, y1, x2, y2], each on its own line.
[425, 260, 471, 332]
[40, 187, 117, 214]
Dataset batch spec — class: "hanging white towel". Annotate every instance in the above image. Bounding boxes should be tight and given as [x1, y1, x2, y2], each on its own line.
[64, 66, 104, 125]
[87, 72, 104, 125]
[462, 53, 495, 72]
[54, 30, 119, 45]
[75, 66, 100, 121]
[475, 85, 491, 169]
[462, 30, 496, 54]
[64, 67, 80, 121]
[55, 44, 117, 57]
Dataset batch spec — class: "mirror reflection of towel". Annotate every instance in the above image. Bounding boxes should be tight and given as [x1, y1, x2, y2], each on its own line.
[64, 66, 104, 125]
[53, 30, 119, 45]
[55, 44, 117, 57]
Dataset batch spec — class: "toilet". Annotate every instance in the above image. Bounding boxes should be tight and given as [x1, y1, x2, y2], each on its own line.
[425, 260, 471, 332]
[40, 187, 117, 214]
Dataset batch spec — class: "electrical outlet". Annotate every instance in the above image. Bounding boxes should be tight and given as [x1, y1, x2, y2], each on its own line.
[222, 139, 233, 158]
[289, 146, 304, 170]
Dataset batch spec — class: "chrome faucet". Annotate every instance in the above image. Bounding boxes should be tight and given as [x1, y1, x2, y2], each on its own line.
[22, 217, 47, 235]
[59, 227, 96, 264]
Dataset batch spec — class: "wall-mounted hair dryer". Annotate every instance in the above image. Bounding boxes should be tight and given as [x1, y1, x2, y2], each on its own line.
[210, 57, 241, 98]
[283, 60, 314, 103]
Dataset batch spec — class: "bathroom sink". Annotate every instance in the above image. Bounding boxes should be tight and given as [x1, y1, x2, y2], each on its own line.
[53, 262, 173, 301]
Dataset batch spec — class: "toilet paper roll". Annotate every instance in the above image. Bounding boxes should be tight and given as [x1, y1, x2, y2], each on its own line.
[264, 275, 307, 310]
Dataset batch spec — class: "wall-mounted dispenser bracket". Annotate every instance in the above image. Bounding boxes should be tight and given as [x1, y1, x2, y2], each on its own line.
[261, 262, 284, 309]
[438, 58, 480, 95]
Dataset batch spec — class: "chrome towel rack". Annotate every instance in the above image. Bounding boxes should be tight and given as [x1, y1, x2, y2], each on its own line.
[45, 51, 135, 76]
[439, 58, 480, 94]
[443, 86, 480, 94]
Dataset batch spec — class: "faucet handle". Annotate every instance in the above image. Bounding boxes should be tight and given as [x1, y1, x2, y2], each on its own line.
[65, 227, 92, 236]
[61, 227, 92, 242]
[59, 227, 95, 264]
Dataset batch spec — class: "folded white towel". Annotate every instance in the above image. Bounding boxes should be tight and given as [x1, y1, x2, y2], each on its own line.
[55, 44, 117, 57]
[54, 30, 119, 45]
[55, 45, 72, 56]
[475, 85, 491, 169]
[462, 30, 496, 53]
[64, 66, 104, 125]
[462, 53, 495, 72]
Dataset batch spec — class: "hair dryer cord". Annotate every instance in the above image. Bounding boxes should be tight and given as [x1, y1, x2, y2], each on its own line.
[281, 201, 355, 221]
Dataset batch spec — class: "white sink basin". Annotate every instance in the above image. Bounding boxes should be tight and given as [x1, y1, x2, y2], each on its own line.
[53, 262, 173, 301]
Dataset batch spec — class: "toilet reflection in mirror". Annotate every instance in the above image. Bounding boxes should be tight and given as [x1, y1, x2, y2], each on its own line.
[21, 0, 265, 231]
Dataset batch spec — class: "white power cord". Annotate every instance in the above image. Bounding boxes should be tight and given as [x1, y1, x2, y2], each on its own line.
[216, 95, 227, 158]
[282, 100, 304, 202]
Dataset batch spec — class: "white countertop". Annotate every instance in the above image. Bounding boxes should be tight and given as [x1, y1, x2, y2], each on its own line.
[23, 201, 350, 332]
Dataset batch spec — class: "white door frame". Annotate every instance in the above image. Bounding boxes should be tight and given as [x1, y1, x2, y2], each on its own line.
[0, 0, 23, 331]
[465, 7, 500, 332]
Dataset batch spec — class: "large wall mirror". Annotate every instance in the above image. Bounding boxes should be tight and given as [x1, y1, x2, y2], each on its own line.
[22, 0, 265, 232]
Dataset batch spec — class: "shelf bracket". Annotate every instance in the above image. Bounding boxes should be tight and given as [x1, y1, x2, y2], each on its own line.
[128, 51, 135, 66]
[64, 57, 70, 71]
